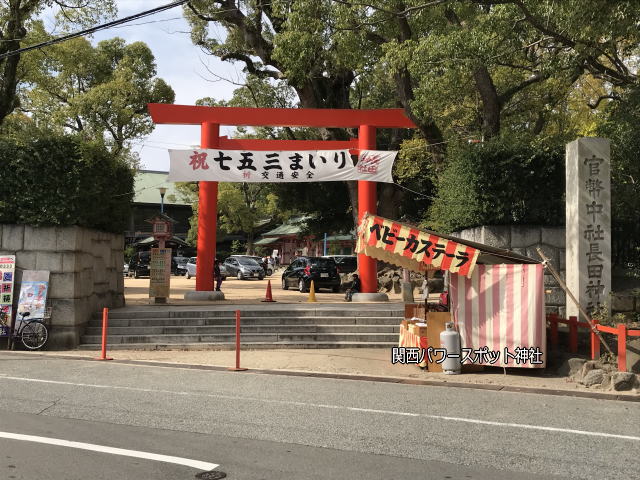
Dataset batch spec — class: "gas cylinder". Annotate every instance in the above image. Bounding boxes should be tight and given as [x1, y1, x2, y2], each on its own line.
[440, 322, 461, 375]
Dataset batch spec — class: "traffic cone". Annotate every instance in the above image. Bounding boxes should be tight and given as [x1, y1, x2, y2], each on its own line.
[307, 280, 317, 302]
[261, 280, 276, 302]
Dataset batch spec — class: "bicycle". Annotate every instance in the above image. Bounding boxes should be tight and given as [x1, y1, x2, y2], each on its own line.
[12, 311, 49, 350]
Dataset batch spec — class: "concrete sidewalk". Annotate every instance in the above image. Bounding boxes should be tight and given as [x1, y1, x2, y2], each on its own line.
[37, 347, 639, 399]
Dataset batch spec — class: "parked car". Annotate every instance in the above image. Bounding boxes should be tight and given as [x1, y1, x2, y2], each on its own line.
[323, 255, 357, 274]
[185, 257, 228, 280]
[230, 255, 272, 276]
[173, 256, 189, 276]
[281, 256, 341, 293]
[223, 257, 264, 280]
[185, 257, 196, 279]
[128, 251, 150, 278]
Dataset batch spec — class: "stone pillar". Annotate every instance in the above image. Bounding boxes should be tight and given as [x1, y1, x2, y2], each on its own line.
[565, 138, 611, 318]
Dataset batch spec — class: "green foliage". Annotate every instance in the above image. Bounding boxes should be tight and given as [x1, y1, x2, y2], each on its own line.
[22, 36, 174, 156]
[597, 88, 640, 224]
[426, 138, 564, 232]
[0, 134, 134, 233]
[124, 245, 136, 262]
[0, 1, 117, 124]
[230, 240, 245, 255]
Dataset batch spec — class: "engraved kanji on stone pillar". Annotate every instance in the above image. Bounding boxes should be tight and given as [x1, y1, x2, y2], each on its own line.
[565, 138, 611, 317]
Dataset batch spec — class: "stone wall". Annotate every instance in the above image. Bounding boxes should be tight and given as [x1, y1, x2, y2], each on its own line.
[453, 225, 567, 316]
[0, 224, 124, 348]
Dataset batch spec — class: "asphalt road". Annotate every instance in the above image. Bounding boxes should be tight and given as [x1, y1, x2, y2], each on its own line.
[1, 353, 638, 479]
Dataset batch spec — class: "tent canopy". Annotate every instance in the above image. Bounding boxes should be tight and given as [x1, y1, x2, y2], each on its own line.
[356, 213, 538, 277]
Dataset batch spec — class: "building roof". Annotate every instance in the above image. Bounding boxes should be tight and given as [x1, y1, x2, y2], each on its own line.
[261, 216, 310, 236]
[133, 170, 191, 206]
[254, 237, 277, 245]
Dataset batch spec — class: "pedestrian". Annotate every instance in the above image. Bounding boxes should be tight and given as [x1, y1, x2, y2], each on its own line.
[345, 273, 361, 302]
[214, 258, 223, 292]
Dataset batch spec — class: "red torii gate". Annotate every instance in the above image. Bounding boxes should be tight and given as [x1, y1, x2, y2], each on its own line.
[147, 104, 416, 295]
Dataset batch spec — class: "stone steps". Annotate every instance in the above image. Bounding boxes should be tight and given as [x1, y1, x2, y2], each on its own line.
[84, 324, 399, 336]
[80, 332, 399, 345]
[86, 316, 400, 328]
[104, 309, 404, 320]
[78, 341, 398, 351]
[79, 304, 405, 350]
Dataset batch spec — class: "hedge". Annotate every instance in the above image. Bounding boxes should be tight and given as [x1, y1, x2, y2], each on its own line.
[0, 135, 134, 233]
[426, 138, 565, 232]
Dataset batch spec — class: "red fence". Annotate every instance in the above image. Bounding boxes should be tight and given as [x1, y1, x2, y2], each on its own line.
[547, 313, 640, 372]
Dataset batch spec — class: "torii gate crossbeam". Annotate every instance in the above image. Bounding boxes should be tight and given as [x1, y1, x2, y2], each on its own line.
[148, 104, 417, 296]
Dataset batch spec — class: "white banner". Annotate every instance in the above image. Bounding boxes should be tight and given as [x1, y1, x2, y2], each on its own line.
[167, 149, 396, 183]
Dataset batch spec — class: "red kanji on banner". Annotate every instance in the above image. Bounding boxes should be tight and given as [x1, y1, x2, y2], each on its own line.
[189, 151, 209, 170]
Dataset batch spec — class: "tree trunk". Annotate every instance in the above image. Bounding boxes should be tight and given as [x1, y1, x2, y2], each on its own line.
[346, 180, 359, 227]
[0, 3, 28, 125]
[245, 229, 255, 255]
[473, 65, 501, 139]
[377, 183, 404, 219]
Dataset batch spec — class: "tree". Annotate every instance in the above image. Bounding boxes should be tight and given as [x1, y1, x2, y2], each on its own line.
[218, 182, 279, 253]
[21, 36, 175, 156]
[0, 0, 116, 125]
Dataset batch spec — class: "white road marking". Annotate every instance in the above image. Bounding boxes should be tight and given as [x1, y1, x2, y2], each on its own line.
[2, 375, 639, 442]
[0, 431, 218, 471]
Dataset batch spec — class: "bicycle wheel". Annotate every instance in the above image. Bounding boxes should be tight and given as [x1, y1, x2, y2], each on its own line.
[21, 321, 48, 350]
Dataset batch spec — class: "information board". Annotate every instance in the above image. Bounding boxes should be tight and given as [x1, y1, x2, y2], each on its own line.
[16, 270, 50, 326]
[0, 255, 16, 336]
[149, 248, 171, 298]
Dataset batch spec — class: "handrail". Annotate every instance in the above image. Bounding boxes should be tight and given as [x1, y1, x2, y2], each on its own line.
[547, 313, 638, 372]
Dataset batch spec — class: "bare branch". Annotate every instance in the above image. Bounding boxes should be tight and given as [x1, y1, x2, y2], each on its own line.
[220, 52, 283, 79]
[587, 94, 620, 109]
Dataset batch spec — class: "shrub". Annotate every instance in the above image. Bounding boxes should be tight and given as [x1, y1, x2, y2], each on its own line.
[0, 135, 134, 233]
[426, 138, 564, 232]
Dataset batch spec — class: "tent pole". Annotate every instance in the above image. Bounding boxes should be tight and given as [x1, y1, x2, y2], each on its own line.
[536, 248, 613, 356]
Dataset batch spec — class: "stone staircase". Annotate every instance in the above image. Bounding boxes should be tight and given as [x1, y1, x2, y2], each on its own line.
[79, 304, 404, 350]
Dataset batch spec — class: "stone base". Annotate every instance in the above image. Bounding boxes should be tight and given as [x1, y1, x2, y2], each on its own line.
[184, 291, 225, 301]
[351, 292, 389, 302]
[401, 282, 414, 303]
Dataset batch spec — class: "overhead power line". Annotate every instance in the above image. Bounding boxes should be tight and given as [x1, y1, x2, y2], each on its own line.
[0, 0, 190, 61]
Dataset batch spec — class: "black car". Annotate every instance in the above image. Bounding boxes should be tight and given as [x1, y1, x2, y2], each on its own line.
[173, 256, 189, 276]
[128, 251, 150, 278]
[223, 257, 265, 280]
[281, 256, 341, 293]
[324, 255, 357, 274]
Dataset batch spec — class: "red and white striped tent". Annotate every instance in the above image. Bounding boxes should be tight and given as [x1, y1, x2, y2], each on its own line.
[356, 213, 546, 368]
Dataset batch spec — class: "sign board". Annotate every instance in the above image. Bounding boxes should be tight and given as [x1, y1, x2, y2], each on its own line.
[149, 248, 171, 298]
[565, 138, 611, 316]
[17, 270, 50, 325]
[0, 255, 15, 336]
[356, 213, 480, 277]
[168, 149, 397, 183]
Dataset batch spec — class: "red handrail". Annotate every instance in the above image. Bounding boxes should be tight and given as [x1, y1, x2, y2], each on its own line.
[547, 314, 635, 372]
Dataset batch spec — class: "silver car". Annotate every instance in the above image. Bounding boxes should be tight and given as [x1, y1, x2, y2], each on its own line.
[185, 257, 227, 279]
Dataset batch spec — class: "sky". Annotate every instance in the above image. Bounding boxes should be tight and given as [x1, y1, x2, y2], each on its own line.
[47, 0, 245, 171]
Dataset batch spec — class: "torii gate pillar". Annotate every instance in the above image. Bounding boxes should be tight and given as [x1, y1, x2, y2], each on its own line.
[196, 122, 219, 291]
[358, 125, 377, 294]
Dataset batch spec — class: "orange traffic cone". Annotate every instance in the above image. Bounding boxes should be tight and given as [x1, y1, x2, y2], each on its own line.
[307, 280, 317, 303]
[261, 280, 276, 302]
